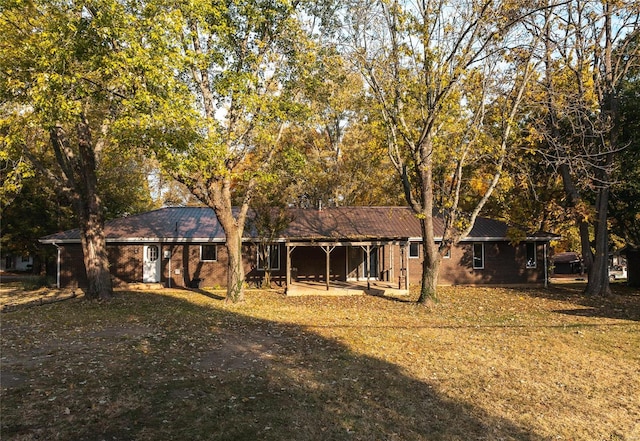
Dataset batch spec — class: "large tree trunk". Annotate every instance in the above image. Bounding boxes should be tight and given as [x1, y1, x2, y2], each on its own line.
[418, 235, 441, 305]
[585, 186, 611, 296]
[585, 12, 617, 298]
[79, 210, 113, 300]
[76, 121, 113, 300]
[416, 145, 440, 304]
[208, 177, 249, 303]
[225, 229, 245, 302]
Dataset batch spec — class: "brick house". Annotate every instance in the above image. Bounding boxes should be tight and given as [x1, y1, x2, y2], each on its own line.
[40, 206, 558, 290]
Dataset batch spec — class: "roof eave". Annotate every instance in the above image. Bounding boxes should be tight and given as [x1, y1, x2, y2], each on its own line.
[40, 237, 228, 244]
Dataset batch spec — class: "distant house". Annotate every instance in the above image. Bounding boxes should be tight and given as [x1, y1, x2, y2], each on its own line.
[551, 252, 583, 275]
[1, 253, 34, 272]
[39, 206, 559, 290]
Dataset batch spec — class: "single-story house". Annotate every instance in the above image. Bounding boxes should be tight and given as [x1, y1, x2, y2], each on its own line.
[551, 251, 583, 274]
[39, 206, 559, 290]
[1, 253, 34, 272]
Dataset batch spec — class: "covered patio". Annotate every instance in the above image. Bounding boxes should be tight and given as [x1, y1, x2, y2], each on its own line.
[283, 239, 412, 295]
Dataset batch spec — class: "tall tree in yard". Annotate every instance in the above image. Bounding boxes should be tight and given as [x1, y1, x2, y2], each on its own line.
[338, 0, 544, 303]
[533, 0, 639, 296]
[0, 1, 184, 299]
[612, 37, 640, 253]
[151, 0, 311, 302]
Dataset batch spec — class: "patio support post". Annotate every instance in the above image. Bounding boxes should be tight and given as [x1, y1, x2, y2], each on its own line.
[326, 247, 330, 290]
[286, 244, 290, 288]
[389, 244, 394, 282]
[364, 245, 370, 290]
[53, 243, 61, 289]
[286, 245, 297, 290]
[405, 241, 410, 291]
[345, 246, 349, 281]
[322, 245, 336, 290]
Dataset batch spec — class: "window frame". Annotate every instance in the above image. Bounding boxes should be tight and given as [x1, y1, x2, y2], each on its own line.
[473, 243, 484, 269]
[257, 244, 280, 271]
[200, 244, 217, 262]
[525, 242, 537, 268]
[409, 242, 420, 259]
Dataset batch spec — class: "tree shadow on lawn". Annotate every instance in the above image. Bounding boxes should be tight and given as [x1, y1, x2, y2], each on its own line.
[1, 291, 543, 441]
[523, 283, 640, 322]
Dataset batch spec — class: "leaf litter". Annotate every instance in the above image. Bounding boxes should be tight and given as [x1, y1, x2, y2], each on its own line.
[0, 284, 638, 440]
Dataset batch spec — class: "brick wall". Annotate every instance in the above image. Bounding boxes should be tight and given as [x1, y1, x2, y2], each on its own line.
[56, 240, 548, 289]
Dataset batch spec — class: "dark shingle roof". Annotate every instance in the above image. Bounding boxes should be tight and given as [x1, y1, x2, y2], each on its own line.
[40, 206, 557, 243]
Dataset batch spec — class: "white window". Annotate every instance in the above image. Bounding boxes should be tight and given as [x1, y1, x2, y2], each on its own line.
[473, 243, 484, 269]
[409, 242, 420, 258]
[526, 242, 537, 268]
[147, 245, 159, 262]
[258, 244, 280, 270]
[201, 245, 217, 262]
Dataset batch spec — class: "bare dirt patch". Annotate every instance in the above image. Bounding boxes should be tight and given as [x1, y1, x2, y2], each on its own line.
[195, 331, 284, 372]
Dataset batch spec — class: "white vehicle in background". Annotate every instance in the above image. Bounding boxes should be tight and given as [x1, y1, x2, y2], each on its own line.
[608, 265, 627, 281]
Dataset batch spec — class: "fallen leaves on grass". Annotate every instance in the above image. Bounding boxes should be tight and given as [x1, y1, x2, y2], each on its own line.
[1, 285, 638, 440]
[0, 286, 79, 312]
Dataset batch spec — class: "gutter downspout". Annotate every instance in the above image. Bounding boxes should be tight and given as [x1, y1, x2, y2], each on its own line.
[52, 243, 61, 289]
[167, 245, 171, 289]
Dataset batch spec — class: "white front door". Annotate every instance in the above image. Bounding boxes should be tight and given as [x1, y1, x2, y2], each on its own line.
[143, 244, 161, 283]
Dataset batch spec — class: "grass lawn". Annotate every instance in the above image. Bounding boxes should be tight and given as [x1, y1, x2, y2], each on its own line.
[1, 283, 638, 440]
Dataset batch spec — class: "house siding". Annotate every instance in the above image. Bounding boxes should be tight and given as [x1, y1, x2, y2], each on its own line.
[59, 244, 86, 288]
[161, 243, 230, 288]
[437, 242, 546, 285]
[42, 206, 557, 290]
[108, 244, 142, 285]
[55, 240, 547, 289]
